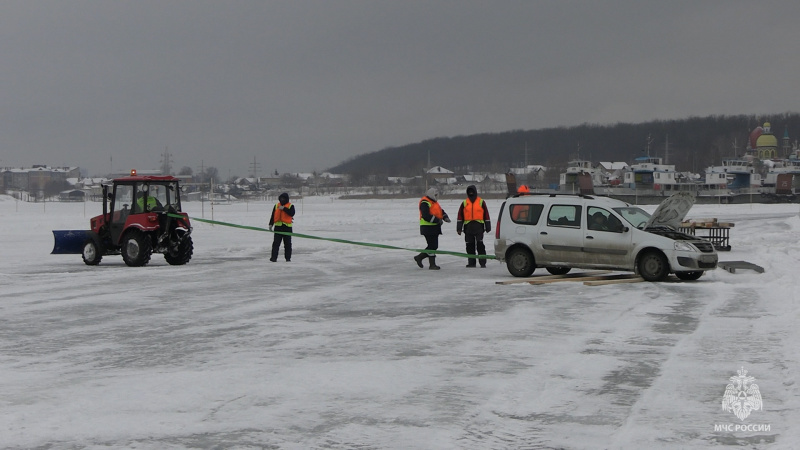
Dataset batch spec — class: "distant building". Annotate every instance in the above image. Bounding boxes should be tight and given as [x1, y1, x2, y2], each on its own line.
[2, 166, 80, 192]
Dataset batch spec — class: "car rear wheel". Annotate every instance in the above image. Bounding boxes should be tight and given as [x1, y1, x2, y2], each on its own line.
[637, 250, 669, 281]
[506, 247, 535, 277]
[675, 271, 703, 281]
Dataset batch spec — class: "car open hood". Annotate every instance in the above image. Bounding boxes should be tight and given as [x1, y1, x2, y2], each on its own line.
[644, 191, 695, 229]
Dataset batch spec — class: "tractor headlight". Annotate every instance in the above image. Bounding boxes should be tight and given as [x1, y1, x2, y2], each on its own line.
[674, 241, 696, 252]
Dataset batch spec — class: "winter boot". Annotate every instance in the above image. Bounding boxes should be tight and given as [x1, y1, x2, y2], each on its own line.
[429, 256, 440, 270]
[466, 258, 477, 268]
[414, 253, 427, 268]
[479, 259, 487, 268]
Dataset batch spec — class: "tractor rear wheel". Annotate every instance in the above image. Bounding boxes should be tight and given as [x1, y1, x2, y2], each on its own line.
[82, 239, 103, 266]
[121, 230, 152, 267]
[165, 235, 193, 265]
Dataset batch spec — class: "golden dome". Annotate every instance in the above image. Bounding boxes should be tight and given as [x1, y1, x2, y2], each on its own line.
[756, 133, 778, 148]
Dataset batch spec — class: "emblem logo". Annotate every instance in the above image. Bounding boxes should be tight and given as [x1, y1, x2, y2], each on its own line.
[722, 367, 762, 421]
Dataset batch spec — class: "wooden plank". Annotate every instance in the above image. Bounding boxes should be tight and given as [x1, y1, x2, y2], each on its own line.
[495, 270, 611, 285]
[527, 273, 634, 285]
[584, 276, 645, 286]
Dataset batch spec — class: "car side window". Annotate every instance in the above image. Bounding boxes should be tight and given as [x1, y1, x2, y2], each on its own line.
[587, 206, 625, 233]
[510, 203, 544, 225]
[547, 205, 581, 228]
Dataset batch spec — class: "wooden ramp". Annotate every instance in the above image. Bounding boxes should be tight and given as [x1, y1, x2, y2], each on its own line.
[527, 273, 640, 285]
[496, 271, 647, 286]
[583, 276, 645, 286]
[495, 271, 610, 285]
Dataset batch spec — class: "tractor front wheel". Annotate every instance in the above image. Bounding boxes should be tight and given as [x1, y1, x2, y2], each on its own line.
[121, 230, 152, 267]
[82, 239, 103, 266]
[165, 235, 193, 265]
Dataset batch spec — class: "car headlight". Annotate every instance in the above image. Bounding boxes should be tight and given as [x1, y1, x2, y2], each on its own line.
[674, 241, 696, 252]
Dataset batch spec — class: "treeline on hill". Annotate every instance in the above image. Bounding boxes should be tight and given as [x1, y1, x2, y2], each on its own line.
[329, 113, 800, 185]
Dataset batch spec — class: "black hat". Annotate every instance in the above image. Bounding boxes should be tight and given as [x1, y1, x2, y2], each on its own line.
[279, 192, 289, 204]
[466, 185, 477, 200]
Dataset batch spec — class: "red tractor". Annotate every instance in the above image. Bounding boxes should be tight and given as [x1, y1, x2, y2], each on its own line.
[52, 173, 193, 266]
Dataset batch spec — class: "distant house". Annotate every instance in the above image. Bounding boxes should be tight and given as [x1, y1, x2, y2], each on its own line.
[59, 189, 86, 201]
[426, 166, 454, 184]
[509, 165, 546, 176]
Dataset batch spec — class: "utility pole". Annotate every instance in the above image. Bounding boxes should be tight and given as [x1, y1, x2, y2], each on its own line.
[249, 156, 261, 188]
[524, 142, 528, 167]
[664, 134, 669, 165]
[160, 147, 173, 175]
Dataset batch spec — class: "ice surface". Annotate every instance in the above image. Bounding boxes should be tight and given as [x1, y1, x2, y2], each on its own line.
[1, 196, 798, 448]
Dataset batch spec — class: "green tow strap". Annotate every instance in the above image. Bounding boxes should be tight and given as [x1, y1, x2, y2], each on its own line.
[169, 213, 496, 260]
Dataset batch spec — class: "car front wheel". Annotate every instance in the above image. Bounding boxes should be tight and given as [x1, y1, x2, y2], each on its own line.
[675, 271, 703, 281]
[637, 250, 669, 281]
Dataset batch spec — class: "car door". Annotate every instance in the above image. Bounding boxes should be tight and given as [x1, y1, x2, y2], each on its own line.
[582, 206, 633, 267]
[537, 204, 584, 265]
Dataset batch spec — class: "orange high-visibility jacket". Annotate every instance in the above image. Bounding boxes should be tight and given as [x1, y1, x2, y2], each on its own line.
[272, 202, 293, 226]
[419, 197, 443, 225]
[461, 197, 486, 224]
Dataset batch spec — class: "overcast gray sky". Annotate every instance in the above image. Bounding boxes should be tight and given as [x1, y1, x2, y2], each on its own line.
[1, 1, 799, 177]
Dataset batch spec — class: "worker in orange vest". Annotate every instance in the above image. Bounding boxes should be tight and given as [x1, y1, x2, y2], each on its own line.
[268, 192, 296, 262]
[457, 185, 491, 268]
[414, 188, 450, 270]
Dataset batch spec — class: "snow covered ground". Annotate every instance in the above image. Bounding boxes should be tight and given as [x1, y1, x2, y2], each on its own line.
[1, 194, 799, 449]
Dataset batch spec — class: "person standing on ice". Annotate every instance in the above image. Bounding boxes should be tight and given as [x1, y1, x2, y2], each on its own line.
[456, 185, 491, 268]
[414, 187, 450, 270]
[269, 192, 295, 262]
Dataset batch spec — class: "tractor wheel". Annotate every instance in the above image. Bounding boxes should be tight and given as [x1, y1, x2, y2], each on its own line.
[121, 230, 152, 267]
[165, 235, 193, 265]
[637, 250, 669, 281]
[546, 266, 571, 275]
[82, 238, 103, 266]
[506, 247, 535, 277]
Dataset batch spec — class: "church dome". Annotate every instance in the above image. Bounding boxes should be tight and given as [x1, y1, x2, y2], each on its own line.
[756, 134, 778, 148]
[756, 122, 777, 148]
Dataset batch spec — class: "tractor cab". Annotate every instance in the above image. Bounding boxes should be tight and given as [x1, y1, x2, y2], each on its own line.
[105, 177, 183, 245]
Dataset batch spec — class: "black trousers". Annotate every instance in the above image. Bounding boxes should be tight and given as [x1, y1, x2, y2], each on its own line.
[464, 232, 486, 266]
[271, 225, 292, 261]
[423, 234, 439, 253]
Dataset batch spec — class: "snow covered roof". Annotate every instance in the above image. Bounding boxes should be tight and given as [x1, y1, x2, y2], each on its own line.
[598, 161, 629, 170]
[462, 174, 486, 182]
[320, 172, 346, 179]
[426, 166, 454, 174]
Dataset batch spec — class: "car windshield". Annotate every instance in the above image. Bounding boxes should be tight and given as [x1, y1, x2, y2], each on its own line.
[613, 207, 652, 229]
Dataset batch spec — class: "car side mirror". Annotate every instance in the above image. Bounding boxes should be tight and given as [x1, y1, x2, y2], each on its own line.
[623, 226, 630, 232]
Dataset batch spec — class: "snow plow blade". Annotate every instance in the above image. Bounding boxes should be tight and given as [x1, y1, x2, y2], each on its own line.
[51, 230, 91, 254]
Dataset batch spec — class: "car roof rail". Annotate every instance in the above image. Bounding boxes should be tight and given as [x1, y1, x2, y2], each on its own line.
[512, 192, 595, 200]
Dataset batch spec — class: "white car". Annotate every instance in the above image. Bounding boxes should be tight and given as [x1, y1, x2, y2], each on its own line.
[493, 192, 718, 281]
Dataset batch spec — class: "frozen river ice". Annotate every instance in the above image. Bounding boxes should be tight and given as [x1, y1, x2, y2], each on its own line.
[1, 195, 799, 448]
